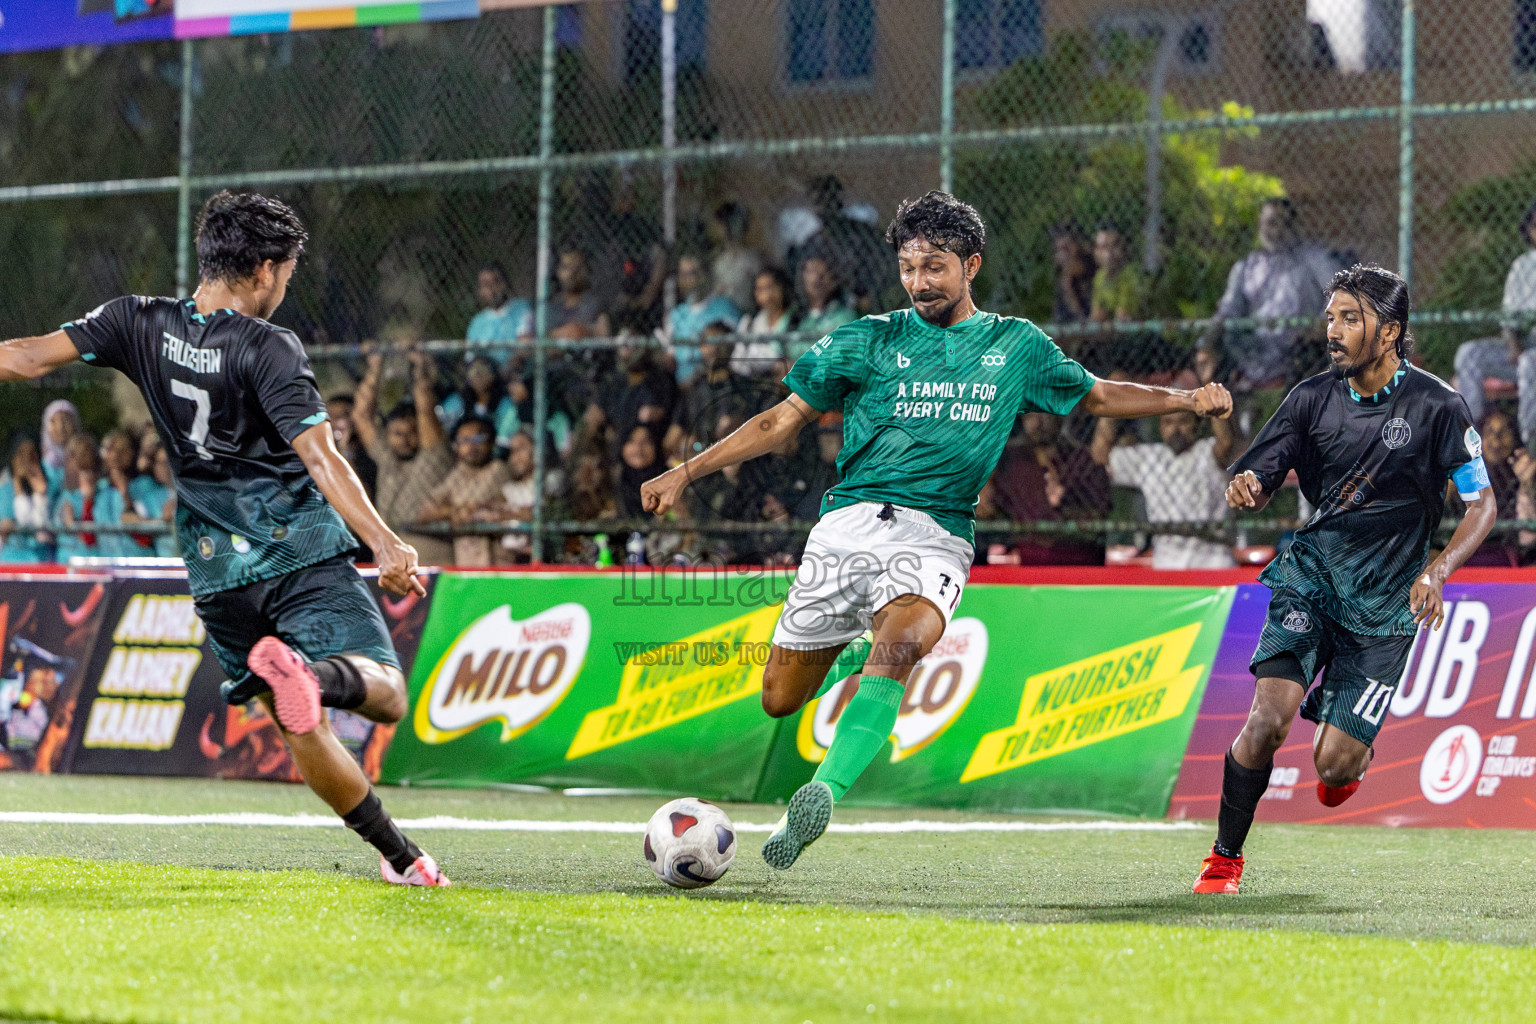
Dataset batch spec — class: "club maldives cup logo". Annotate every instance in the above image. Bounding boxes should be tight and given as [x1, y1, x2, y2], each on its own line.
[413, 604, 591, 744]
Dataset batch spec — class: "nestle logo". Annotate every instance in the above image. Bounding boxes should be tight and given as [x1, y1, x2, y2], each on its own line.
[521, 619, 573, 643]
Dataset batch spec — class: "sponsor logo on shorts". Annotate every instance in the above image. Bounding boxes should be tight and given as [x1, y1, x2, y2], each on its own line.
[980, 347, 1006, 369]
[1281, 609, 1311, 633]
[799, 618, 989, 765]
[1419, 724, 1483, 805]
[414, 602, 591, 744]
[1383, 417, 1412, 449]
[1465, 426, 1482, 459]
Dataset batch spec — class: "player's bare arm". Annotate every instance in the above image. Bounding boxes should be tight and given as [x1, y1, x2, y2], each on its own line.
[1411, 482, 1497, 630]
[641, 393, 822, 515]
[1226, 469, 1271, 511]
[1079, 377, 1233, 420]
[291, 423, 426, 598]
[0, 330, 82, 381]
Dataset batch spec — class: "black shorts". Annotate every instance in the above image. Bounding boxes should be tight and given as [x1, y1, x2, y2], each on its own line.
[194, 555, 399, 705]
[1249, 589, 1413, 745]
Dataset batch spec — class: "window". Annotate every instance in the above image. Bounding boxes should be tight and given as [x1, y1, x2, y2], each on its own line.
[957, 0, 1043, 71]
[623, 0, 707, 85]
[785, 0, 875, 85]
[1517, 0, 1536, 72]
[1097, 11, 1221, 76]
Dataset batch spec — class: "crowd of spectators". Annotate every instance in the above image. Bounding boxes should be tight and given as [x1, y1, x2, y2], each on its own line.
[7, 184, 1536, 569]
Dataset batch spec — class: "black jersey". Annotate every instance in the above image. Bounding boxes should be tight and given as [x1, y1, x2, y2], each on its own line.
[63, 296, 356, 597]
[1232, 364, 1481, 636]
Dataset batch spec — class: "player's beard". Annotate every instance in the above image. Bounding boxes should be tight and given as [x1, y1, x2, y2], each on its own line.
[913, 291, 962, 326]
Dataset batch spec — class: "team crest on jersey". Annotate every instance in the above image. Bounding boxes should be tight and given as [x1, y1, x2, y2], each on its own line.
[1465, 426, 1482, 459]
[197, 537, 214, 560]
[230, 535, 251, 555]
[1281, 609, 1311, 633]
[1382, 417, 1411, 450]
[980, 347, 1006, 369]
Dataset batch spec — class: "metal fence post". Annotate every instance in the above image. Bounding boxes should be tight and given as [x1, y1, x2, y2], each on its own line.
[1398, 0, 1416, 292]
[662, 0, 679, 314]
[175, 39, 195, 297]
[940, 0, 956, 193]
[531, 4, 557, 564]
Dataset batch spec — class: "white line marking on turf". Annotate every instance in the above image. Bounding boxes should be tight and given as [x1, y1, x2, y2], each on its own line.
[0, 811, 1200, 833]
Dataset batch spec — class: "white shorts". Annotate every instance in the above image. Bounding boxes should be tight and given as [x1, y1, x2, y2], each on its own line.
[771, 501, 974, 650]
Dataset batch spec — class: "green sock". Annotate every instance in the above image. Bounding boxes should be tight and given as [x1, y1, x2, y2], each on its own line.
[811, 674, 904, 800]
[816, 635, 871, 700]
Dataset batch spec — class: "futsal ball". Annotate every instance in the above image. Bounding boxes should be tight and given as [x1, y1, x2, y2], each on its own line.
[643, 797, 737, 889]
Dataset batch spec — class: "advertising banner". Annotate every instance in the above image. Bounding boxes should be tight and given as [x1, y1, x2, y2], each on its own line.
[65, 570, 432, 781]
[383, 570, 794, 800]
[755, 586, 1233, 816]
[175, 1, 477, 40]
[0, 576, 113, 773]
[1169, 582, 1536, 828]
[384, 573, 1233, 817]
[0, 2, 176, 56]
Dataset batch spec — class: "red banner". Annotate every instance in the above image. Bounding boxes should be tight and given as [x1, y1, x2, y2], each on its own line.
[1170, 582, 1536, 828]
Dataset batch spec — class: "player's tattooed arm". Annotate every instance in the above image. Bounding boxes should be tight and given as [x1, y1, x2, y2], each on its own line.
[1413, 483, 1497, 630]
[291, 423, 427, 598]
[0, 331, 83, 381]
[1078, 377, 1233, 421]
[641, 394, 821, 516]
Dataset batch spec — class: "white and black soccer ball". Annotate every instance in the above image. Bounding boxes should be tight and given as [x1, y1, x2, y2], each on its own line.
[643, 797, 737, 889]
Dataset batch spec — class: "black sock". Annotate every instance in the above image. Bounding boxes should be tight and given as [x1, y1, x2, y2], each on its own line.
[312, 657, 368, 710]
[1214, 749, 1272, 859]
[342, 790, 421, 873]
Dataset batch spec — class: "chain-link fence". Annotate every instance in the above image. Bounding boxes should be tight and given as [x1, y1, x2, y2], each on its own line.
[3, 1, 1536, 569]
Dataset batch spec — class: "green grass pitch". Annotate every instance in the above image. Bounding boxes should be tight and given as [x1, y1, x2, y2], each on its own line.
[0, 775, 1531, 1023]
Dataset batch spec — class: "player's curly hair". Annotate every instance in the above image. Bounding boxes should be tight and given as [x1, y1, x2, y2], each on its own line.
[885, 191, 987, 261]
[196, 190, 308, 285]
[1327, 263, 1415, 360]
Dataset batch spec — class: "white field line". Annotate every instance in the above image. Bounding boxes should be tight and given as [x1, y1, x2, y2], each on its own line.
[0, 811, 1199, 834]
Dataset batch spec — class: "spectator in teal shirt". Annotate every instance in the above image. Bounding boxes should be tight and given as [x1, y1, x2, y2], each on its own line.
[0, 435, 54, 563]
[665, 254, 741, 385]
[98, 430, 153, 560]
[466, 262, 531, 366]
[52, 434, 101, 562]
[134, 442, 178, 558]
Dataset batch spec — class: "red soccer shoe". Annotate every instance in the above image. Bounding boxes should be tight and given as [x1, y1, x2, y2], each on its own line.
[1317, 778, 1361, 806]
[1192, 849, 1244, 894]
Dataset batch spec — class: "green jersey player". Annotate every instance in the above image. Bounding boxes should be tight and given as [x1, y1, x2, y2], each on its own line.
[642, 191, 1233, 869]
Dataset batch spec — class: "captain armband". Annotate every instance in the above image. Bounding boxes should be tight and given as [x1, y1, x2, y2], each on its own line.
[1451, 456, 1491, 502]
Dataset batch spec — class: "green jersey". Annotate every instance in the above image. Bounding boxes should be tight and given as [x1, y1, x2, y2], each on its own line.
[782, 307, 1095, 544]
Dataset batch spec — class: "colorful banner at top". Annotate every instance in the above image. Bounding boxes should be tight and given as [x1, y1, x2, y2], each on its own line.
[0, 0, 482, 56]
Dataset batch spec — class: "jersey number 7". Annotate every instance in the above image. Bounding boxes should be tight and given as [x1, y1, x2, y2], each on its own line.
[171, 379, 214, 461]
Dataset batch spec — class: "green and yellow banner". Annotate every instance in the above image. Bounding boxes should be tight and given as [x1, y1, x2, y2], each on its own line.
[382, 572, 1233, 817]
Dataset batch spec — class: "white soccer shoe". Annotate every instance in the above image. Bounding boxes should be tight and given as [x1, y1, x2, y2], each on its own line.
[381, 852, 451, 888]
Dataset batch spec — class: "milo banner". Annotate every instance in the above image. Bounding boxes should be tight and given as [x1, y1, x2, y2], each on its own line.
[0, 575, 113, 773]
[383, 570, 793, 800]
[1169, 582, 1536, 828]
[64, 570, 433, 781]
[383, 573, 1232, 817]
